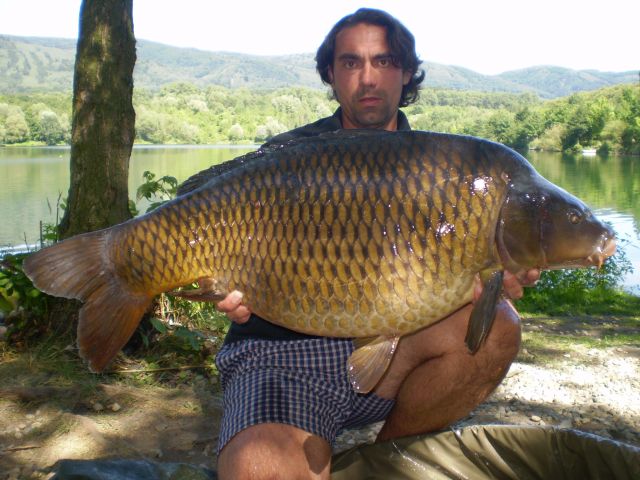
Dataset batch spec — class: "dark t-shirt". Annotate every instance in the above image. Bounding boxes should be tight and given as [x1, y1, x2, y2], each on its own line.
[223, 108, 411, 344]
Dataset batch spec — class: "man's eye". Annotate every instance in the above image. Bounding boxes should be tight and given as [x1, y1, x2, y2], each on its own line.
[345, 60, 357, 69]
[378, 58, 389, 67]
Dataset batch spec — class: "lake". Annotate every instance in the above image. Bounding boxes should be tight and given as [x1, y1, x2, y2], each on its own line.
[1, 145, 639, 293]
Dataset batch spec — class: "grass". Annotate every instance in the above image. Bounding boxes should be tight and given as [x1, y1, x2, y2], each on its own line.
[516, 287, 640, 317]
[518, 315, 640, 365]
[0, 305, 228, 405]
[0, 331, 96, 390]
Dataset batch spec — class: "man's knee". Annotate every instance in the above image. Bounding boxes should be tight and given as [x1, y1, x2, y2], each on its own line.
[480, 300, 522, 382]
[217, 424, 331, 480]
[489, 300, 522, 354]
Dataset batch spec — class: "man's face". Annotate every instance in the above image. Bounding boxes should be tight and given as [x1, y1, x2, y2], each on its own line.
[328, 23, 411, 131]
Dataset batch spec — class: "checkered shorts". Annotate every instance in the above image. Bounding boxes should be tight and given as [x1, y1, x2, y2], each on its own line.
[215, 337, 395, 453]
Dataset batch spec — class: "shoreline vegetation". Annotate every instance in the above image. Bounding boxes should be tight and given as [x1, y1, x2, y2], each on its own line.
[1, 83, 639, 155]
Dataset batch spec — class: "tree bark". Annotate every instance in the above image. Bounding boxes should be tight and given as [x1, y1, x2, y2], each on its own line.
[59, 0, 136, 239]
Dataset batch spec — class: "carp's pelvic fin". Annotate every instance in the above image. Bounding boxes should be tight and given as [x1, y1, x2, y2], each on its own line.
[465, 269, 504, 353]
[348, 335, 400, 394]
[168, 277, 226, 302]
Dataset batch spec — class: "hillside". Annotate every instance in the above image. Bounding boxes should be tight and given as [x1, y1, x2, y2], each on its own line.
[0, 35, 636, 98]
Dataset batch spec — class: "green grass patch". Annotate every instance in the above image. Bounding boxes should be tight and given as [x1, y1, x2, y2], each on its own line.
[517, 287, 640, 316]
[518, 315, 640, 365]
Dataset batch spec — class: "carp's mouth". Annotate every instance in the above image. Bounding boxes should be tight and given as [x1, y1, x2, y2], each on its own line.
[543, 234, 617, 270]
[496, 215, 617, 272]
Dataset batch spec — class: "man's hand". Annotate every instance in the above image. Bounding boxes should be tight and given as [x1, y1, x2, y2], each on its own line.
[504, 269, 540, 299]
[474, 269, 540, 302]
[217, 290, 251, 324]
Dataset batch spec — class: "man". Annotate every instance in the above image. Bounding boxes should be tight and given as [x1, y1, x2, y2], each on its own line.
[215, 8, 539, 479]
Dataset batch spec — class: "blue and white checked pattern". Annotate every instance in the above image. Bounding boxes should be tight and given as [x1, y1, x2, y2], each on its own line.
[215, 337, 395, 453]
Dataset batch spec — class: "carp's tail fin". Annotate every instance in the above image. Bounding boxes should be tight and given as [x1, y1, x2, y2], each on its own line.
[23, 230, 152, 372]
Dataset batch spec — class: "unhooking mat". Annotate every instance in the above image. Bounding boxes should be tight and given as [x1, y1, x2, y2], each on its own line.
[51, 425, 640, 479]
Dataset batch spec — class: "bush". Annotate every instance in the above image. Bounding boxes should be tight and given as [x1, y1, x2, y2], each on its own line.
[516, 240, 637, 315]
[0, 253, 59, 345]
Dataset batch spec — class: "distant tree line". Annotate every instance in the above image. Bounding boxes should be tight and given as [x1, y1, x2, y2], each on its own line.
[1, 83, 638, 154]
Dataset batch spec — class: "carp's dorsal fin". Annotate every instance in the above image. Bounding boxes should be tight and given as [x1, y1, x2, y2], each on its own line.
[465, 269, 504, 353]
[176, 149, 267, 196]
[177, 129, 395, 195]
[348, 335, 400, 394]
[168, 277, 226, 302]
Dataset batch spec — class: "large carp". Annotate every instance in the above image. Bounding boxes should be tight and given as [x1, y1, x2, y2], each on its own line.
[24, 130, 615, 392]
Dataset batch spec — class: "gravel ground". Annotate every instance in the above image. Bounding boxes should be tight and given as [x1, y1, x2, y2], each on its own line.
[1, 317, 638, 478]
[334, 342, 640, 452]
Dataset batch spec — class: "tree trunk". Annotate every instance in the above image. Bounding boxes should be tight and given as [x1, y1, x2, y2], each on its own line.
[59, 0, 136, 239]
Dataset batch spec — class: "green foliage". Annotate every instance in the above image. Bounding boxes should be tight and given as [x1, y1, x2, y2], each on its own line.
[516, 242, 638, 315]
[39, 194, 67, 244]
[144, 294, 228, 356]
[0, 254, 46, 316]
[0, 253, 57, 345]
[410, 85, 639, 153]
[135, 170, 178, 213]
[147, 315, 206, 354]
[0, 92, 71, 145]
[2, 83, 638, 153]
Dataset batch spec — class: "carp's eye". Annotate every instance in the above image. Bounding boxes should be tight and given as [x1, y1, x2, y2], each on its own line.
[568, 209, 583, 224]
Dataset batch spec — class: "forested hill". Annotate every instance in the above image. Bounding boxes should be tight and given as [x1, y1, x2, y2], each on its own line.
[0, 35, 636, 98]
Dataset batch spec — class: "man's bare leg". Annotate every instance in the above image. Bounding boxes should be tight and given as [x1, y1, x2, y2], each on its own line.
[217, 423, 332, 480]
[375, 300, 521, 440]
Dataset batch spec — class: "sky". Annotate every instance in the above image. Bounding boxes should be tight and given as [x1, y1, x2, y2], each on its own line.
[0, 0, 637, 75]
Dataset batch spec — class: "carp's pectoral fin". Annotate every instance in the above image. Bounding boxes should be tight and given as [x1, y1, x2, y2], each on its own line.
[465, 269, 504, 353]
[168, 277, 226, 302]
[348, 335, 400, 394]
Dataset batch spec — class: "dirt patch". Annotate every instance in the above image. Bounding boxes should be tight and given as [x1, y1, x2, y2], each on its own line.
[1, 316, 638, 479]
[0, 380, 222, 479]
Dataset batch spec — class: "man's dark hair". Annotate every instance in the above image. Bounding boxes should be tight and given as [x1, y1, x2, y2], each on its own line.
[315, 8, 425, 107]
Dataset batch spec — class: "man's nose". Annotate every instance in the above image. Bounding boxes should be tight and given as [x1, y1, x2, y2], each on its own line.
[360, 62, 376, 86]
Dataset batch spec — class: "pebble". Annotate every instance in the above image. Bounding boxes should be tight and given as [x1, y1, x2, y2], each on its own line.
[92, 402, 105, 412]
[155, 423, 169, 432]
[530, 415, 542, 423]
[110, 402, 122, 412]
[558, 419, 573, 429]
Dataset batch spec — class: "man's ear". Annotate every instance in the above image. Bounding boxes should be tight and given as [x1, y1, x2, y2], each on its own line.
[327, 65, 334, 84]
[402, 70, 411, 86]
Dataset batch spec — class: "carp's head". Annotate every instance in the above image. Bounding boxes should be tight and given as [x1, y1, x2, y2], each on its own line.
[496, 174, 616, 272]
